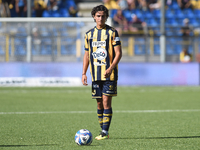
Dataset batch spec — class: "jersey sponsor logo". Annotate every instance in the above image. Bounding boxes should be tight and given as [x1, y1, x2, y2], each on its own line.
[92, 48, 107, 61]
[92, 48, 107, 66]
[92, 41, 106, 47]
[93, 62, 106, 66]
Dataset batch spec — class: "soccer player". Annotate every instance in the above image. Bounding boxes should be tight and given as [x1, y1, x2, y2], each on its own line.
[82, 5, 122, 140]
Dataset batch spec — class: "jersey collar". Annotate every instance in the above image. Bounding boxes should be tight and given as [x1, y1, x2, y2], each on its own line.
[95, 24, 107, 30]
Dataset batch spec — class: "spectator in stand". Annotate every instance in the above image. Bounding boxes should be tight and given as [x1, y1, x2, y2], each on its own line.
[15, 0, 27, 17]
[148, 0, 161, 11]
[68, 5, 78, 17]
[127, 0, 139, 10]
[166, 0, 172, 6]
[113, 9, 128, 35]
[179, 48, 192, 62]
[5, 0, 16, 17]
[117, 0, 128, 10]
[191, 0, 200, 9]
[32, 27, 41, 54]
[0, 0, 13, 17]
[177, 0, 193, 10]
[48, 0, 58, 11]
[180, 18, 192, 51]
[34, 0, 47, 17]
[128, 13, 146, 34]
[102, 0, 120, 10]
[137, 0, 148, 11]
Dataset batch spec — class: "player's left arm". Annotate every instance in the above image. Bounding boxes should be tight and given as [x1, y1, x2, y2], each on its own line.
[104, 45, 122, 78]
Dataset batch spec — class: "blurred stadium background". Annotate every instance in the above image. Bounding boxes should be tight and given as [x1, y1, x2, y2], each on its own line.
[0, 0, 199, 86]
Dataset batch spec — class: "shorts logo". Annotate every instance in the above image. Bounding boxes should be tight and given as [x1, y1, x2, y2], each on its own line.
[106, 91, 114, 93]
[93, 84, 99, 88]
[92, 41, 106, 47]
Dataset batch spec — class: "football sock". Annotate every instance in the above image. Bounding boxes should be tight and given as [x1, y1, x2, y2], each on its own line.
[102, 108, 113, 133]
[102, 130, 108, 135]
[97, 109, 104, 129]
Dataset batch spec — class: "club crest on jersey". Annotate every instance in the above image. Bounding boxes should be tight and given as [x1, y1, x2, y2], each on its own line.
[92, 41, 106, 47]
[103, 35, 108, 40]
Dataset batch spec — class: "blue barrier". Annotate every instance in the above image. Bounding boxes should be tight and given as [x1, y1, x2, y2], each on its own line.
[0, 62, 199, 86]
[119, 63, 199, 86]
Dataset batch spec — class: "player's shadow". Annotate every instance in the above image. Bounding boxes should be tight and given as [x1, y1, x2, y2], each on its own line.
[0, 144, 57, 147]
[114, 135, 200, 140]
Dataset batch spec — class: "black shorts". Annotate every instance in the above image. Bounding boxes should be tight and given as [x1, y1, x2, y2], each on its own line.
[92, 80, 117, 99]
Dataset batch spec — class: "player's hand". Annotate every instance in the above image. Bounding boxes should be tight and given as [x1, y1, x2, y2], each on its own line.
[104, 68, 112, 78]
[82, 74, 88, 86]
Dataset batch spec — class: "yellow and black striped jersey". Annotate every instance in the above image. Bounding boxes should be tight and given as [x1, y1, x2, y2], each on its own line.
[84, 24, 121, 81]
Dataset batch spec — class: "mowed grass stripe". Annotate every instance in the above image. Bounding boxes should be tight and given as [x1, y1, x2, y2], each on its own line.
[1, 109, 200, 115]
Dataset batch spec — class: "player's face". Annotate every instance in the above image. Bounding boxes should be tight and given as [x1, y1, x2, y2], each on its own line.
[93, 11, 107, 28]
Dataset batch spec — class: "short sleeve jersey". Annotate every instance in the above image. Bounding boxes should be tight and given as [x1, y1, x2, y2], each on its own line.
[84, 24, 121, 82]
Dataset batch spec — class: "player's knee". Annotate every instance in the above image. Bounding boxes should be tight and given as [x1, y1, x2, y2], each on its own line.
[103, 99, 112, 109]
[97, 98, 103, 109]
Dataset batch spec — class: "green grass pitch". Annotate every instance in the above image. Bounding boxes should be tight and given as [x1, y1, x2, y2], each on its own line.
[0, 86, 200, 150]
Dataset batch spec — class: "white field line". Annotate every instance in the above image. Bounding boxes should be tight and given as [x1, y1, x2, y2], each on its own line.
[0, 109, 200, 115]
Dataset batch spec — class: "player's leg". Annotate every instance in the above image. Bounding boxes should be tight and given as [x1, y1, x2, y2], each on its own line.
[92, 81, 104, 133]
[102, 80, 117, 135]
[95, 81, 117, 140]
[102, 95, 112, 109]
[102, 95, 113, 134]
[96, 98, 104, 129]
[95, 95, 112, 140]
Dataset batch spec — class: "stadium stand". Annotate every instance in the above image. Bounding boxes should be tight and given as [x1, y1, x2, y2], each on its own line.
[108, 0, 199, 56]
[0, 0, 199, 61]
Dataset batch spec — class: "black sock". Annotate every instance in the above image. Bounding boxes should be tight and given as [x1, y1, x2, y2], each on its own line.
[97, 109, 104, 129]
[102, 108, 113, 133]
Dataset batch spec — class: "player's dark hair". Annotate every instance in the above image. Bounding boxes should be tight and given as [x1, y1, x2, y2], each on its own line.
[91, 5, 109, 22]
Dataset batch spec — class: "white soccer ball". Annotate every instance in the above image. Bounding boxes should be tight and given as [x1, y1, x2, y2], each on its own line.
[74, 129, 93, 146]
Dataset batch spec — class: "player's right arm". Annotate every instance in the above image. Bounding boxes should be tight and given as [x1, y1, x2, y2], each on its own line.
[82, 51, 89, 86]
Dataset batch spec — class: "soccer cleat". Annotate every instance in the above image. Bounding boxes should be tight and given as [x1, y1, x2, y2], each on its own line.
[95, 132, 109, 140]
